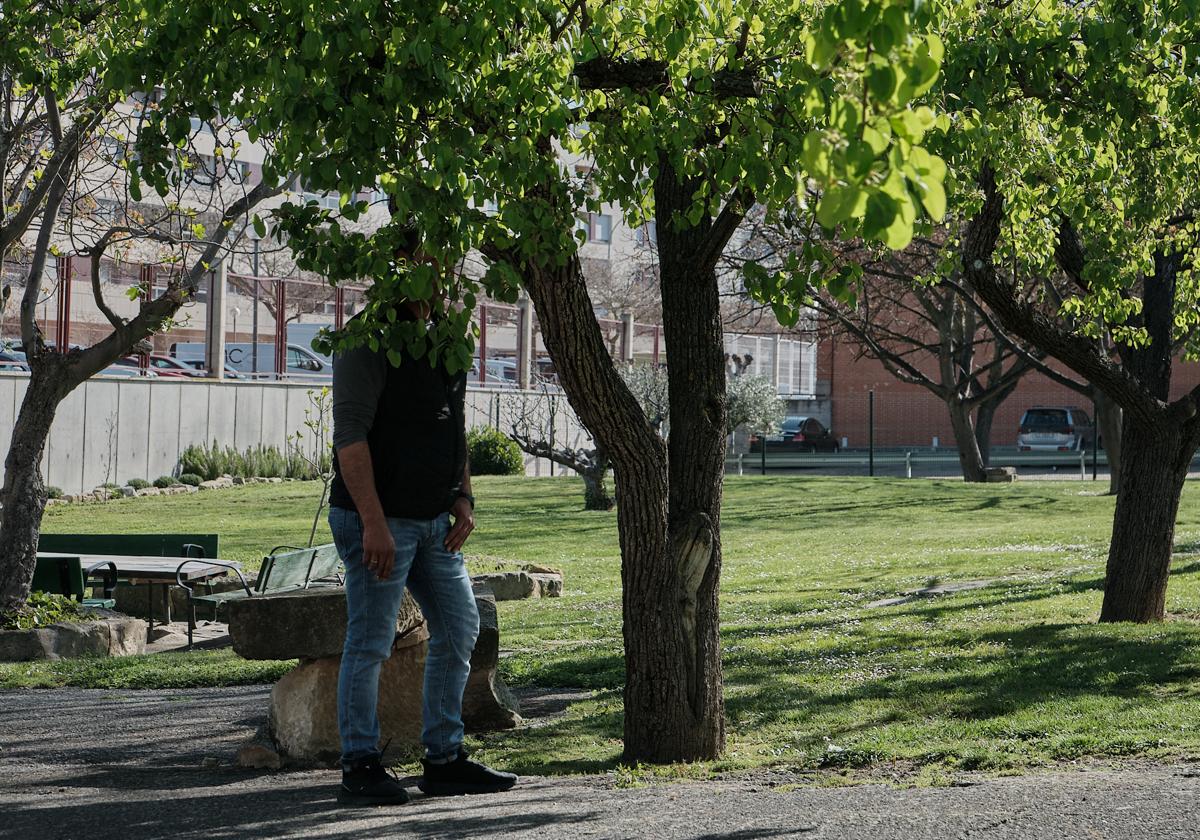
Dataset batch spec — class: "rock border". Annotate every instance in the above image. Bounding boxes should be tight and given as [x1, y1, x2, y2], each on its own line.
[45, 475, 296, 506]
[0, 610, 146, 661]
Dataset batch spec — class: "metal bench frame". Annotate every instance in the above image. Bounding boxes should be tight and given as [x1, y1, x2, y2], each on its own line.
[177, 543, 343, 647]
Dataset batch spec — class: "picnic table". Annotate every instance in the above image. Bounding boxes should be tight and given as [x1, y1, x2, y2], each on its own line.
[36, 552, 242, 638]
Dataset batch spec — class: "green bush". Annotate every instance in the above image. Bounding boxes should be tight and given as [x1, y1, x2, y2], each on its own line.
[179, 441, 310, 481]
[467, 426, 524, 476]
[100, 482, 121, 490]
[178, 473, 202, 487]
[46, 486, 63, 499]
[0, 591, 93, 631]
[126, 478, 151, 490]
[153, 475, 180, 489]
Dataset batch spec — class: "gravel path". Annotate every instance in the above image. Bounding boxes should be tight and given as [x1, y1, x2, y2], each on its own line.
[2, 687, 1199, 840]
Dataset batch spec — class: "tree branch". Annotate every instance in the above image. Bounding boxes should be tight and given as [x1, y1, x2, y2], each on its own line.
[574, 57, 761, 97]
[961, 164, 1156, 422]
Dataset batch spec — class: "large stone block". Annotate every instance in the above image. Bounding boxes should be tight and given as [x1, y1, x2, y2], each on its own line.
[227, 587, 424, 661]
[471, 571, 537, 601]
[268, 629, 428, 767]
[471, 569, 563, 600]
[0, 612, 144, 661]
[985, 466, 1017, 483]
[463, 587, 522, 731]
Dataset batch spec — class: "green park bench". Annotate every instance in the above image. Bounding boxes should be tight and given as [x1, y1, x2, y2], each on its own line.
[31, 554, 119, 609]
[177, 543, 343, 647]
[38, 533, 220, 560]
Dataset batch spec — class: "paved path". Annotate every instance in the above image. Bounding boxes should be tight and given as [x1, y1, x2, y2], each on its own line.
[2, 687, 1199, 840]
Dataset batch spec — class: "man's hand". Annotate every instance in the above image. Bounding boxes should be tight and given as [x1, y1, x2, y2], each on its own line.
[362, 518, 396, 579]
[445, 497, 475, 553]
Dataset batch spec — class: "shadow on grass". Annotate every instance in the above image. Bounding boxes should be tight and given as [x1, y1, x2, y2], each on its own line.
[724, 621, 1200, 737]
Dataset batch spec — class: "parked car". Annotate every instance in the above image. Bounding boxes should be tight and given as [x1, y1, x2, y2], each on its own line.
[749, 416, 840, 453]
[0, 350, 29, 372]
[1017, 406, 1095, 452]
[178, 359, 244, 379]
[170, 341, 331, 379]
[96, 365, 157, 378]
[115, 354, 202, 378]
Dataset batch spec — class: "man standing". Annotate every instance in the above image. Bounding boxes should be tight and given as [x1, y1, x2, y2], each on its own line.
[328, 270, 517, 807]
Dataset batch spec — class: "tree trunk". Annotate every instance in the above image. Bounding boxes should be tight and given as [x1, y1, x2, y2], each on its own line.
[625, 160, 728, 762]
[1099, 417, 1196, 622]
[947, 399, 988, 482]
[1094, 389, 1123, 496]
[0, 364, 70, 611]
[582, 454, 614, 511]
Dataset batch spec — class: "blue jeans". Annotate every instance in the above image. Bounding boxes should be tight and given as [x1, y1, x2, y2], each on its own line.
[330, 506, 480, 766]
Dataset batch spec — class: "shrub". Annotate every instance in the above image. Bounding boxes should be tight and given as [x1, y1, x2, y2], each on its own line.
[0, 591, 93, 631]
[467, 426, 524, 476]
[46, 486, 63, 499]
[126, 478, 151, 490]
[178, 473, 202, 487]
[153, 475, 180, 488]
[179, 441, 297, 481]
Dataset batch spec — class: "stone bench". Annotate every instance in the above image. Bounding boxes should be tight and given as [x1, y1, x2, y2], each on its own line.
[226, 585, 521, 767]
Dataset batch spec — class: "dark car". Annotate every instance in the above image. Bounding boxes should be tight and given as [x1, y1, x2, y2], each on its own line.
[749, 416, 840, 453]
[1017, 406, 1096, 452]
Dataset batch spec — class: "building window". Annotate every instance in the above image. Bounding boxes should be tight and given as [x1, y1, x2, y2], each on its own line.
[577, 212, 612, 244]
[635, 220, 657, 248]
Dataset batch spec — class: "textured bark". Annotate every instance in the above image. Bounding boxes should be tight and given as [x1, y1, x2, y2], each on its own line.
[0, 361, 70, 611]
[947, 399, 988, 482]
[581, 459, 614, 511]
[621, 157, 727, 762]
[511, 157, 731, 761]
[973, 385, 1013, 468]
[1094, 389, 1123, 496]
[1100, 419, 1194, 621]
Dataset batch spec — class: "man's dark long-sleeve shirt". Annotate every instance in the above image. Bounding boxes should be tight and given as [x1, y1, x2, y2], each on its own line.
[329, 338, 467, 520]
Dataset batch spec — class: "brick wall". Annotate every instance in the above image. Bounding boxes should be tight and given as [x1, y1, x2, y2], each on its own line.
[820, 338, 1200, 449]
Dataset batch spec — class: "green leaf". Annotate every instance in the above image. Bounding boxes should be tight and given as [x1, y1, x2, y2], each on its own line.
[816, 184, 865, 228]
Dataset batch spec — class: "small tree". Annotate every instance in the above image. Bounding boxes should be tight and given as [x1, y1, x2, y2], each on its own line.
[726, 374, 785, 440]
[503, 384, 613, 511]
[287, 386, 335, 547]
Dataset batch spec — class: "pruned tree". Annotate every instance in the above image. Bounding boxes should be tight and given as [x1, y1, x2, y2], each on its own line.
[0, 3, 284, 611]
[502, 383, 613, 511]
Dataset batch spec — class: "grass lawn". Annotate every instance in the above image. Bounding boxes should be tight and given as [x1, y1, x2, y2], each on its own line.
[8, 475, 1200, 781]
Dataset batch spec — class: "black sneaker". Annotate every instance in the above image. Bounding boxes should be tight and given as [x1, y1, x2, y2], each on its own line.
[417, 749, 518, 796]
[337, 755, 411, 807]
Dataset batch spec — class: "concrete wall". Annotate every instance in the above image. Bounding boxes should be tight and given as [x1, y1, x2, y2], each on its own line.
[0, 374, 594, 495]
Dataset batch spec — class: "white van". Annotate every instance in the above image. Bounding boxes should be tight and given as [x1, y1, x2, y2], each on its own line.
[170, 342, 332, 379]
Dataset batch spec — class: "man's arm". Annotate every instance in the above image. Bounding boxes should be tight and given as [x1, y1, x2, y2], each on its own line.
[336, 442, 397, 579]
[444, 459, 474, 553]
[332, 345, 396, 578]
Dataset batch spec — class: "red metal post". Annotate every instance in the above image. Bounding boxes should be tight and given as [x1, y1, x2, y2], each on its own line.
[137, 264, 155, 371]
[54, 257, 72, 350]
[477, 304, 487, 385]
[274, 279, 287, 378]
[334, 286, 346, 330]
